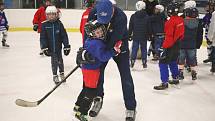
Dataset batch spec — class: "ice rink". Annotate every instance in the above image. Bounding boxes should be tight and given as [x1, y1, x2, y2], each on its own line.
[0, 31, 215, 121]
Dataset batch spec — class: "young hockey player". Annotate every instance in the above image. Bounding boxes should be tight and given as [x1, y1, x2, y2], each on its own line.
[178, 7, 203, 80]
[181, 0, 197, 73]
[129, 1, 149, 68]
[40, 6, 71, 84]
[148, 4, 166, 61]
[86, 0, 137, 120]
[202, 1, 215, 63]
[207, 11, 215, 73]
[0, 2, 9, 47]
[144, 0, 159, 60]
[33, 0, 51, 55]
[80, 0, 95, 43]
[74, 20, 122, 121]
[154, 2, 184, 90]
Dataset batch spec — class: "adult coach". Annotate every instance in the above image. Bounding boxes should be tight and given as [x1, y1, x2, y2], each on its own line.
[87, 0, 137, 121]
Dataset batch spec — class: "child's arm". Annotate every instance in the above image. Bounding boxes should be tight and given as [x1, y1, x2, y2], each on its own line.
[40, 23, 48, 49]
[59, 22, 70, 46]
[59, 21, 71, 55]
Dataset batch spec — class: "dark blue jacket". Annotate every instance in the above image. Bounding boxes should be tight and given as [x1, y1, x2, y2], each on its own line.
[0, 11, 8, 31]
[87, 6, 129, 52]
[40, 20, 70, 53]
[82, 38, 114, 70]
[148, 13, 166, 36]
[180, 18, 203, 49]
[128, 10, 149, 41]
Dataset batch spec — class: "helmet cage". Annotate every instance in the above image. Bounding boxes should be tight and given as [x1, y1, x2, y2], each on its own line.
[85, 21, 107, 40]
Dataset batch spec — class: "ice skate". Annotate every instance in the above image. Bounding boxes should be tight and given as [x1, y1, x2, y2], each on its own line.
[53, 75, 60, 85]
[142, 63, 147, 68]
[168, 78, 179, 85]
[191, 70, 197, 80]
[75, 112, 88, 121]
[186, 66, 191, 72]
[203, 58, 211, 63]
[169, 78, 180, 89]
[89, 96, 103, 117]
[211, 68, 215, 73]
[60, 72, 66, 83]
[2, 40, 9, 47]
[125, 110, 136, 121]
[154, 83, 168, 90]
[130, 60, 135, 68]
[142, 60, 147, 68]
[178, 70, 184, 80]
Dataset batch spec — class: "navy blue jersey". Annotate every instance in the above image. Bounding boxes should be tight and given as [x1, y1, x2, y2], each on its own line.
[0, 11, 8, 31]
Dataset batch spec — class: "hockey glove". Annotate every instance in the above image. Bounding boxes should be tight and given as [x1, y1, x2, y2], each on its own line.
[42, 48, 51, 56]
[64, 45, 71, 56]
[159, 48, 167, 60]
[206, 40, 212, 45]
[113, 40, 122, 56]
[76, 47, 96, 66]
[33, 24, 38, 31]
[6, 25, 9, 31]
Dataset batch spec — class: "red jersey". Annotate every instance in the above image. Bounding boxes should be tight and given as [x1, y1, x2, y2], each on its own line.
[32, 6, 47, 33]
[80, 7, 92, 43]
[162, 16, 184, 48]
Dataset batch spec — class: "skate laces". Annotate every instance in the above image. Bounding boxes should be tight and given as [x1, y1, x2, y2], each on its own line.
[126, 110, 136, 118]
[91, 97, 102, 113]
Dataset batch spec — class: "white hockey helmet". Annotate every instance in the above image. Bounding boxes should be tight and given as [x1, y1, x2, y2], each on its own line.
[46, 6, 58, 21]
[184, 0, 196, 9]
[45, 6, 57, 14]
[155, 5, 164, 13]
[136, 1, 146, 11]
[109, 0, 116, 5]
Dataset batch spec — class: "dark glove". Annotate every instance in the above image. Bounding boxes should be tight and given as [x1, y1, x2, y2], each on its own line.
[206, 40, 212, 45]
[159, 48, 167, 60]
[33, 24, 38, 31]
[42, 48, 51, 56]
[76, 47, 96, 65]
[6, 25, 9, 31]
[64, 45, 71, 56]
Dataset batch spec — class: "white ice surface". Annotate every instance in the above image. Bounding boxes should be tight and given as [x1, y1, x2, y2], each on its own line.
[0, 32, 215, 121]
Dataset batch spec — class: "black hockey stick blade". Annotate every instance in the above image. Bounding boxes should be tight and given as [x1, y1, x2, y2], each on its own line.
[15, 99, 38, 107]
[15, 65, 79, 107]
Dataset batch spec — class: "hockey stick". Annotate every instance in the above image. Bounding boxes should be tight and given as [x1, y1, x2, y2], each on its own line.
[15, 65, 80, 107]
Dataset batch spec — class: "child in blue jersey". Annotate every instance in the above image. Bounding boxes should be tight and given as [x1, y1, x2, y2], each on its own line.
[74, 20, 122, 121]
[0, 2, 9, 47]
